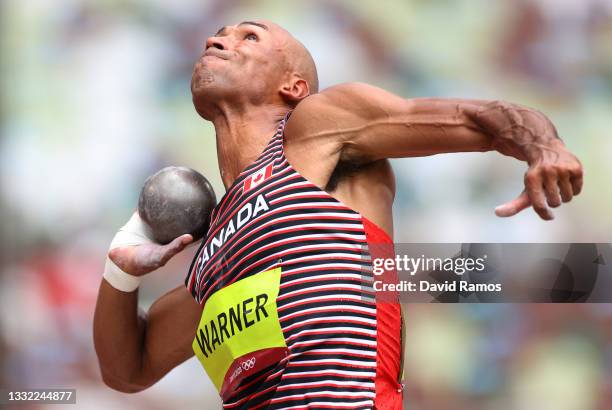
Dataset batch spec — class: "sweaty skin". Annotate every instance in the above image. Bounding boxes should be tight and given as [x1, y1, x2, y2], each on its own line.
[94, 19, 583, 393]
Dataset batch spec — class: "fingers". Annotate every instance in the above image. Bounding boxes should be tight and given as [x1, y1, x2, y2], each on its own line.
[525, 170, 554, 220]
[169, 234, 194, 251]
[495, 191, 530, 217]
[108, 234, 193, 276]
[538, 162, 583, 210]
[543, 171, 562, 208]
[558, 173, 573, 203]
[570, 168, 583, 196]
[498, 144, 583, 221]
[159, 234, 194, 265]
[493, 166, 581, 221]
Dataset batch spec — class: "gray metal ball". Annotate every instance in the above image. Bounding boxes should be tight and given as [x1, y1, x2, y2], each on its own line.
[138, 166, 216, 244]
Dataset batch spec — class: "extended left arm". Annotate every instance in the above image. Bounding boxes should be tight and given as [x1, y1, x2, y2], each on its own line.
[298, 83, 583, 220]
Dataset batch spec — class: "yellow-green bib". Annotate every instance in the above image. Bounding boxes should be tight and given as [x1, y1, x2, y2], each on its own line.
[192, 267, 287, 398]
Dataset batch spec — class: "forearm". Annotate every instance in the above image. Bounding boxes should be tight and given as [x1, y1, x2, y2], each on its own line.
[339, 97, 495, 161]
[469, 100, 563, 162]
[93, 279, 148, 392]
[397, 97, 563, 161]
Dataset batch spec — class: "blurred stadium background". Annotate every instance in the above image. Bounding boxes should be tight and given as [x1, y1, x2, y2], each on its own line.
[1, 0, 611, 409]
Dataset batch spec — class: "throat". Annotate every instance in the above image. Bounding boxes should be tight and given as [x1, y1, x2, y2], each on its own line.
[212, 107, 289, 188]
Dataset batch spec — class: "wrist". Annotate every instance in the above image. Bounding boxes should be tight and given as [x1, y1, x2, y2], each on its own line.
[103, 212, 154, 292]
[103, 258, 142, 292]
[522, 137, 566, 164]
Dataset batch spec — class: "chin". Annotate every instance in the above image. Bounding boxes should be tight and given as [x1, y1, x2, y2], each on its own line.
[192, 67, 215, 88]
[191, 71, 218, 99]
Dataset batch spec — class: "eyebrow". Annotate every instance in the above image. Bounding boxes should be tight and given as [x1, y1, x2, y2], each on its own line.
[214, 21, 269, 36]
[239, 21, 269, 31]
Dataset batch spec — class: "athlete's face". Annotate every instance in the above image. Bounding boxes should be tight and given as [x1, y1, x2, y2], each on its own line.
[191, 20, 289, 111]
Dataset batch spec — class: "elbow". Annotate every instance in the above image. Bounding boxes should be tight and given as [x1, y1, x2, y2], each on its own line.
[99, 368, 151, 394]
[94, 339, 154, 394]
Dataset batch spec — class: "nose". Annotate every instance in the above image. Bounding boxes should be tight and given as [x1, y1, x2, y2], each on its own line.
[206, 36, 227, 51]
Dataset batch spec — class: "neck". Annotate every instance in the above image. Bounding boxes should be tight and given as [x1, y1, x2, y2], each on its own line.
[211, 103, 289, 188]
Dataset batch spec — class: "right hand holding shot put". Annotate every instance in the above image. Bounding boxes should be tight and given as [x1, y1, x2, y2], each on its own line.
[104, 166, 216, 290]
[107, 219, 194, 277]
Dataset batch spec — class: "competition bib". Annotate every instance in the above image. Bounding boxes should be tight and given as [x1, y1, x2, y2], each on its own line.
[192, 267, 288, 400]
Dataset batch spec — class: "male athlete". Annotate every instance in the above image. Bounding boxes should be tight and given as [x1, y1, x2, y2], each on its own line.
[93, 20, 583, 409]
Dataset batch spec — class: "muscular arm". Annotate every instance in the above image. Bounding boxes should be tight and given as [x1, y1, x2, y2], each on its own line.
[94, 282, 201, 392]
[93, 282, 201, 392]
[286, 82, 583, 220]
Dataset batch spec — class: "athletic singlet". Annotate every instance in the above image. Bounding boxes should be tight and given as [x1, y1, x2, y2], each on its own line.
[185, 114, 403, 409]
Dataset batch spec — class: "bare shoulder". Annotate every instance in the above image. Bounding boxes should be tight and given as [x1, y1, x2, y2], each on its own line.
[316, 82, 399, 103]
[317, 82, 407, 113]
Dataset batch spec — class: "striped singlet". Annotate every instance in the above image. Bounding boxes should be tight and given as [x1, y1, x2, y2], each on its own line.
[185, 114, 403, 409]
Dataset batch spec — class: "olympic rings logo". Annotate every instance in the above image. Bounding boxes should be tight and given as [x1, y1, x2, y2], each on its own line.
[241, 357, 256, 370]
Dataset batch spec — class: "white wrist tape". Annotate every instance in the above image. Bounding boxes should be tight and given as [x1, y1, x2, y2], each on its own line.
[103, 212, 153, 292]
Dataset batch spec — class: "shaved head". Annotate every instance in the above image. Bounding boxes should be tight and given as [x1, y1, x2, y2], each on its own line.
[288, 38, 319, 94]
[270, 23, 319, 94]
[241, 20, 318, 95]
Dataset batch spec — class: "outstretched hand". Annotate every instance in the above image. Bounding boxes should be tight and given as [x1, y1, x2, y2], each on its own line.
[495, 140, 583, 220]
[108, 234, 194, 276]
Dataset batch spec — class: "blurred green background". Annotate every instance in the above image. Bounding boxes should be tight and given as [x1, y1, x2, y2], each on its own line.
[1, 0, 611, 409]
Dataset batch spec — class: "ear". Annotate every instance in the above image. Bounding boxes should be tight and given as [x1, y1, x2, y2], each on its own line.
[279, 75, 310, 104]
